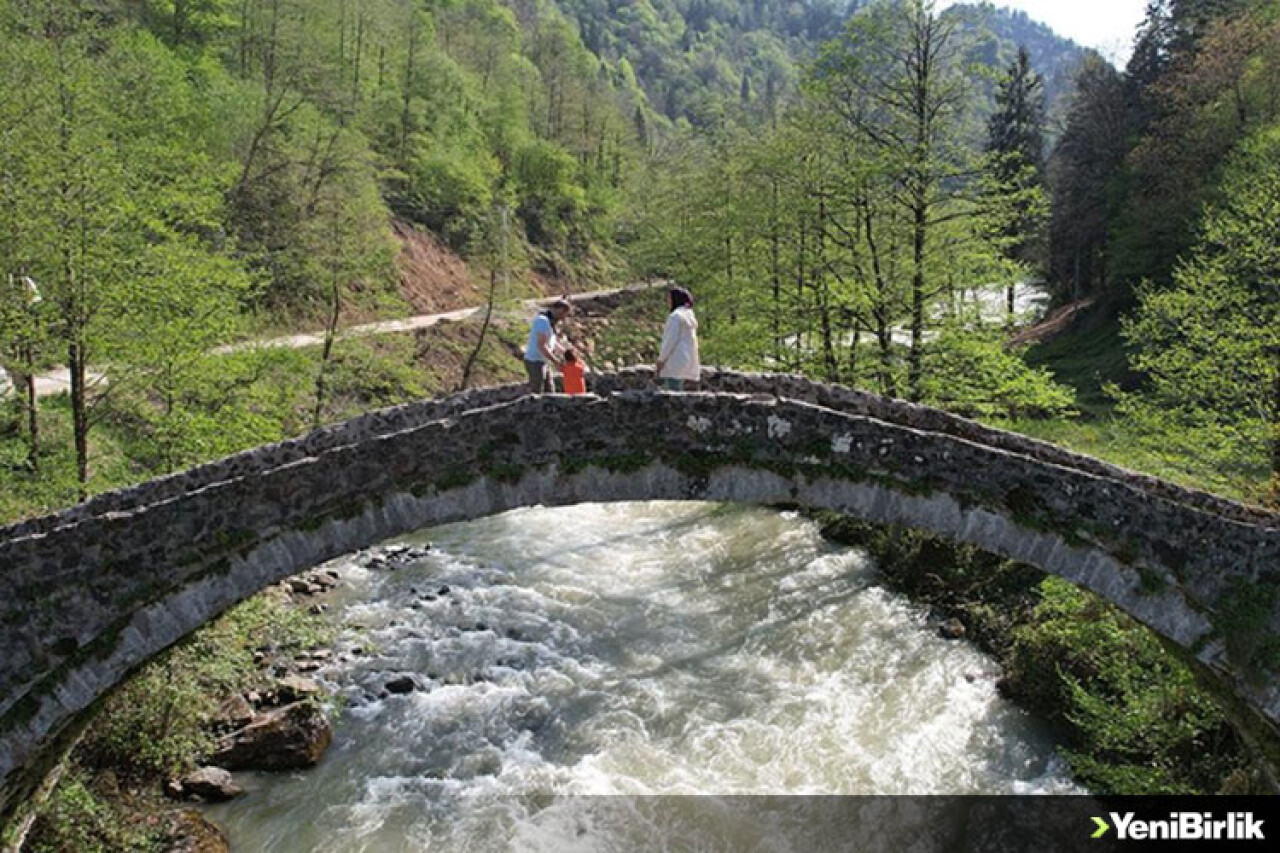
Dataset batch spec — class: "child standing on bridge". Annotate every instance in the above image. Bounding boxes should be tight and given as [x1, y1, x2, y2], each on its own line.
[560, 349, 587, 395]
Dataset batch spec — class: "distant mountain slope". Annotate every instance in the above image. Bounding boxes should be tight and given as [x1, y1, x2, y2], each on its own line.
[550, 1, 1088, 129]
[551, 0, 855, 127]
[947, 2, 1091, 118]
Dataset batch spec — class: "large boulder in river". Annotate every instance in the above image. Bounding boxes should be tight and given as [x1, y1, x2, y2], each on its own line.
[168, 767, 244, 802]
[209, 701, 332, 771]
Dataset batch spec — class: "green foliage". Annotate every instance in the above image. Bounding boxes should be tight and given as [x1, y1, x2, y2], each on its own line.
[920, 329, 1076, 419]
[1121, 123, 1280, 494]
[1008, 577, 1246, 794]
[25, 769, 160, 853]
[513, 139, 587, 249]
[79, 594, 333, 779]
[402, 143, 501, 250]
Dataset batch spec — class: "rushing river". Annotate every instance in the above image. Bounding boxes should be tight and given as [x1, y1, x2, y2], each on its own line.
[207, 502, 1076, 851]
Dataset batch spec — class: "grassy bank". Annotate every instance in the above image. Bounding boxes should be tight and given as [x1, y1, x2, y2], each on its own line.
[18, 593, 335, 853]
[1016, 303, 1267, 503]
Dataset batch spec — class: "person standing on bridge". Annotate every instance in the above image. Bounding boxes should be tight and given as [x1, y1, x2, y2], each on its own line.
[524, 299, 572, 393]
[655, 287, 700, 391]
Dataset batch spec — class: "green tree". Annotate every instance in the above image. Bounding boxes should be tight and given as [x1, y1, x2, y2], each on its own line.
[984, 46, 1047, 318]
[812, 0, 974, 400]
[1047, 52, 1129, 300]
[1122, 124, 1280, 499]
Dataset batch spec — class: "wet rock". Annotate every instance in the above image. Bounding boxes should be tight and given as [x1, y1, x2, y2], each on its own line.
[172, 767, 244, 802]
[385, 675, 417, 695]
[308, 603, 328, 615]
[213, 695, 256, 730]
[157, 808, 230, 853]
[209, 701, 332, 771]
[288, 578, 319, 596]
[995, 678, 1014, 699]
[311, 572, 340, 590]
[275, 675, 322, 704]
[939, 618, 966, 640]
[438, 585, 451, 596]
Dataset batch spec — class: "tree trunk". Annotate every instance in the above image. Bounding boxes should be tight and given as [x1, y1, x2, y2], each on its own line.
[817, 193, 837, 381]
[351, 6, 365, 109]
[459, 270, 498, 392]
[312, 279, 341, 430]
[22, 342, 38, 473]
[770, 178, 782, 364]
[908, 188, 926, 402]
[400, 21, 417, 165]
[847, 315, 861, 387]
[795, 216, 806, 370]
[1271, 347, 1280, 505]
[69, 338, 87, 500]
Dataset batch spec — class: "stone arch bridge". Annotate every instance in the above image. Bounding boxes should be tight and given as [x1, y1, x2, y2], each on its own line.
[2, 369, 1279, 820]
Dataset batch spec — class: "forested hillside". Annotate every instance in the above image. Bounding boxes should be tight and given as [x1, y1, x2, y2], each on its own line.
[1047, 0, 1280, 499]
[0, 0, 649, 504]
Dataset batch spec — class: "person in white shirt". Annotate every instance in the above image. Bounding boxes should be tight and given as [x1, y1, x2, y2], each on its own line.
[524, 299, 571, 392]
[655, 287, 700, 391]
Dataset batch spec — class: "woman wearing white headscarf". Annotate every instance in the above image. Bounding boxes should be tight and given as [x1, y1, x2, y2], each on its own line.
[655, 287, 700, 391]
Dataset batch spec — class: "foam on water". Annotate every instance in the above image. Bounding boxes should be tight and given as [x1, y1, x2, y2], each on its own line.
[207, 502, 1077, 850]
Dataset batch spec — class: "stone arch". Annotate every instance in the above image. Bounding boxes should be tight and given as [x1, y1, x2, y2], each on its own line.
[1, 373, 1278, 821]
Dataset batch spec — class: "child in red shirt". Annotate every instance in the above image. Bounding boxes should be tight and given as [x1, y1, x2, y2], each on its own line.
[561, 349, 587, 395]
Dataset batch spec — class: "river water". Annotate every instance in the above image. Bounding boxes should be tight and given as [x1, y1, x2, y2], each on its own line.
[207, 502, 1076, 851]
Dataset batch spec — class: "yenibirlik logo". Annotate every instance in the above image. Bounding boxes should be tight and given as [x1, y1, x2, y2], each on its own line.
[1091, 812, 1265, 841]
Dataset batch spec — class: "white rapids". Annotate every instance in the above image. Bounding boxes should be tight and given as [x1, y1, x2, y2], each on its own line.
[206, 502, 1077, 851]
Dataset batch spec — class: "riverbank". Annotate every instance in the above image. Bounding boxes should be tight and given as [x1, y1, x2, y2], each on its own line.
[13, 570, 345, 853]
[813, 513, 1272, 795]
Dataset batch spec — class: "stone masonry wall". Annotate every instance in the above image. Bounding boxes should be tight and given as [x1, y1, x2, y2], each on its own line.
[1, 380, 1279, 824]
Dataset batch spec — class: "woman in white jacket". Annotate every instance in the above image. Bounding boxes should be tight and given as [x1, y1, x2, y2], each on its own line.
[655, 287, 700, 390]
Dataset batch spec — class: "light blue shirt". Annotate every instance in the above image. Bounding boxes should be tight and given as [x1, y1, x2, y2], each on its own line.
[524, 314, 556, 362]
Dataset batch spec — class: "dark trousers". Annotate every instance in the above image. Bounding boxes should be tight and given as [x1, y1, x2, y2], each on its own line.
[524, 359, 553, 393]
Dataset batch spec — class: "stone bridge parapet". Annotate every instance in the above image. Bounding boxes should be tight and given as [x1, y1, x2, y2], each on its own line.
[1, 372, 1278, 823]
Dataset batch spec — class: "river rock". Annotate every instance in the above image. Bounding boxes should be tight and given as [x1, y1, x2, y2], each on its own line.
[385, 675, 417, 694]
[276, 674, 322, 703]
[209, 701, 332, 771]
[213, 694, 256, 730]
[288, 578, 319, 596]
[939, 618, 966, 640]
[158, 808, 231, 853]
[311, 571, 340, 590]
[173, 767, 244, 802]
